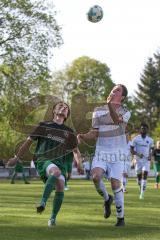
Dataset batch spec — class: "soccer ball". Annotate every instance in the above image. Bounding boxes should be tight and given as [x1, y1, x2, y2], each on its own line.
[87, 5, 103, 23]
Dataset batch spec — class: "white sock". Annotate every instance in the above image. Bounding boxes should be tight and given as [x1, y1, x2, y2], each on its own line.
[113, 188, 124, 218]
[95, 179, 109, 201]
[137, 179, 141, 187]
[123, 177, 127, 190]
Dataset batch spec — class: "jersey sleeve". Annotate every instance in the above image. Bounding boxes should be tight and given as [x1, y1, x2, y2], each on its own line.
[92, 108, 100, 129]
[122, 110, 131, 123]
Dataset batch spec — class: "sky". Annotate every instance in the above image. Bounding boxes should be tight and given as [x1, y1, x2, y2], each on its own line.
[50, 0, 160, 96]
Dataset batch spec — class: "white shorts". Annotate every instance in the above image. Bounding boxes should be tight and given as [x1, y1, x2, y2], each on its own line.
[91, 152, 124, 181]
[135, 161, 150, 174]
[123, 162, 131, 175]
[46, 163, 65, 182]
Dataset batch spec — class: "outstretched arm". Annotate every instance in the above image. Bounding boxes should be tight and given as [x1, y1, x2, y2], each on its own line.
[7, 137, 33, 166]
[130, 146, 143, 158]
[77, 129, 98, 144]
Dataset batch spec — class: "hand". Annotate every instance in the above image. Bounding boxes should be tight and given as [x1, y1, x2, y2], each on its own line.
[7, 157, 18, 167]
[77, 134, 84, 144]
[106, 93, 115, 104]
[106, 96, 112, 104]
[77, 163, 84, 175]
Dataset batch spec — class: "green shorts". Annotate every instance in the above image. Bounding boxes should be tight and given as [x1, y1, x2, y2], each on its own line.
[35, 160, 66, 183]
[15, 163, 24, 173]
[154, 163, 160, 172]
[66, 160, 73, 174]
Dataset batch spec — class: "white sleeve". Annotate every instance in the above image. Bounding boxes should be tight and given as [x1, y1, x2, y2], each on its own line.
[122, 110, 131, 123]
[92, 110, 99, 129]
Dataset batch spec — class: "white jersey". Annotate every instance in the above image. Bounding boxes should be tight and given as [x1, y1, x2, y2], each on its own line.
[126, 140, 132, 163]
[131, 135, 154, 161]
[30, 160, 36, 168]
[92, 104, 131, 154]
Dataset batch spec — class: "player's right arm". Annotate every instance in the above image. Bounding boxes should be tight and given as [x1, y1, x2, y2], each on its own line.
[130, 146, 143, 158]
[77, 107, 100, 143]
[77, 129, 98, 143]
[130, 139, 143, 158]
[7, 137, 33, 166]
[7, 123, 44, 166]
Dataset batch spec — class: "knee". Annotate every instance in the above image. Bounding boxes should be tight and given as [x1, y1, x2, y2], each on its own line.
[49, 168, 61, 178]
[143, 171, 148, 179]
[92, 174, 101, 183]
[123, 173, 128, 178]
[111, 179, 121, 191]
[54, 169, 61, 177]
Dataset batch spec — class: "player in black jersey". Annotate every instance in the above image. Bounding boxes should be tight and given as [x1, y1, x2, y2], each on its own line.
[8, 102, 83, 227]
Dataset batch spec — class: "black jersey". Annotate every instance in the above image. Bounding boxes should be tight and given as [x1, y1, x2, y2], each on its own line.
[153, 149, 160, 163]
[30, 121, 77, 162]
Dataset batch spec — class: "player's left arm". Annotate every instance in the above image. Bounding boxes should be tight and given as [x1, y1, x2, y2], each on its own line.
[72, 147, 84, 174]
[107, 101, 122, 124]
[107, 96, 131, 124]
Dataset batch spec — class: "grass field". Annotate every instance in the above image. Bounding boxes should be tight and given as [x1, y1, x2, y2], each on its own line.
[0, 178, 160, 240]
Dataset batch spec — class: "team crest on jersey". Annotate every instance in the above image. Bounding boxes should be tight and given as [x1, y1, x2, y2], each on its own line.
[64, 130, 69, 138]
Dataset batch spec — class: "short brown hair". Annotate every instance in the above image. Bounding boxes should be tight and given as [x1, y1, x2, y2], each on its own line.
[117, 84, 128, 98]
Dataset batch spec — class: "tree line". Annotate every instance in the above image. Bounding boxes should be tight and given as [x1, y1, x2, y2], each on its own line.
[0, 0, 159, 159]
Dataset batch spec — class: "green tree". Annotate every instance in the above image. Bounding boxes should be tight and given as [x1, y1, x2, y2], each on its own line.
[0, 0, 63, 159]
[152, 121, 160, 141]
[51, 56, 114, 102]
[124, 95, 140, 133]
[0, 0, 63, 113]
[51, 56, 115, 154]
[0, 0, 62, 101]
[0, 0, 62, 59]
[153, 52, 160, 119]
[135, 57, 159, 130]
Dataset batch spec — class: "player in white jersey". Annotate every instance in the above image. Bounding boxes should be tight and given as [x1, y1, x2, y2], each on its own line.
[131, 123, 154, 199]
[77, 84, 131, 227]
[123, 132, 132, 193]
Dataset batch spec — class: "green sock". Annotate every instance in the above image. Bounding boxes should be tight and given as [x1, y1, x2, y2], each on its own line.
[11, 172, 16, 182]
[156, 175, 160, 183]
[65, 178, 67, 188]
[22, 172, 27, 182]
[41, 175, 57, 205]
[51, 191, 64, 220]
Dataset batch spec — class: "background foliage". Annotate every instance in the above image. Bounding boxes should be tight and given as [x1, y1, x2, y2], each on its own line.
[0, 1, 160, 159]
